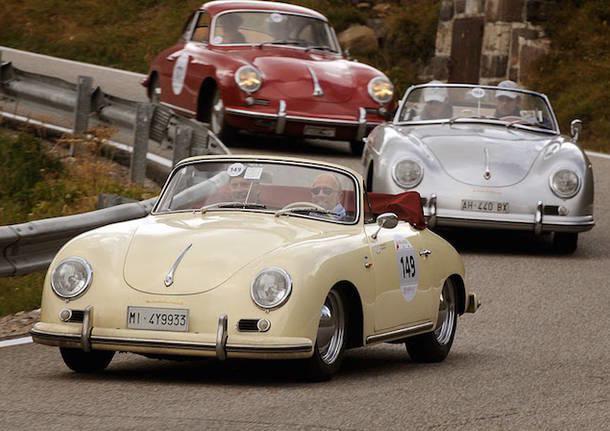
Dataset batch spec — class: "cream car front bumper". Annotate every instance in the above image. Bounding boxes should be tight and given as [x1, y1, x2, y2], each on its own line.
[31, 307, 313, 360]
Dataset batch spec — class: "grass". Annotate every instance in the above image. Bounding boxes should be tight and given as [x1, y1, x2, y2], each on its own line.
[0, 128, 159, 317]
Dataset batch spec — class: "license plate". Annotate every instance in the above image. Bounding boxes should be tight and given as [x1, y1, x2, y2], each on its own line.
[461, 199, 509, 213]
[127, 307, 189, 332]
[303, 125, 336, 137]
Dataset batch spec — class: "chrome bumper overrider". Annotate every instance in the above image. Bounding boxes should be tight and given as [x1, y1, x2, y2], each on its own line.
[30, 307, 313, 360]
[425, 197, 594, 233]
[226, 101, 379, 140]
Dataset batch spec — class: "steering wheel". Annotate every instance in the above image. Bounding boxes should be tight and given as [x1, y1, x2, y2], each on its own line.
[281, 201, 326, 211]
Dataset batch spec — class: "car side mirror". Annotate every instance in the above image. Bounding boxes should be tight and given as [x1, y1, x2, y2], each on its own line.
[371, 212, 399, 239]
[570, 119, 582, 144]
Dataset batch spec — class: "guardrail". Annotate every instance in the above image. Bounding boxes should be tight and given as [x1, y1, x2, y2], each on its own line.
[0, 49, 231, 277]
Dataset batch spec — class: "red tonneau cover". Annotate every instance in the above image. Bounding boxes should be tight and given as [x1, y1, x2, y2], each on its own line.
[369, 192, 426, 230]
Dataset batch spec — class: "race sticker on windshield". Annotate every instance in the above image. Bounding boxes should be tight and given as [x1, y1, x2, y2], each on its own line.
[394, 238, 418, 301]
[227, 163, 246, 177]
[171, 52, 189, 96]
[244, 167, 263, 180]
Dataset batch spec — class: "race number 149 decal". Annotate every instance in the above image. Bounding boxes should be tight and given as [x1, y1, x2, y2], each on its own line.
[395, 238, 419, 301]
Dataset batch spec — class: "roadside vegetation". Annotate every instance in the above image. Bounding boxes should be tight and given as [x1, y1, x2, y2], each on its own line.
[0, 128, 159, 317]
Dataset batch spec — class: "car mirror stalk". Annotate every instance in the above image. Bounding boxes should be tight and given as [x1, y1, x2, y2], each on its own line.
[371, 212, 399, 239]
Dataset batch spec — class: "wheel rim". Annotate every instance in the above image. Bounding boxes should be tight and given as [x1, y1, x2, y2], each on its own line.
[316, 290, 345, 365]
[434, 281, 456, 345]
[211, 92, 224, 135]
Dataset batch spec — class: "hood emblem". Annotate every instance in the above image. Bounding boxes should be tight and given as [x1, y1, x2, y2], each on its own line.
[483, 148, 491, 180]
[164, 243, 193, 287]
[307, 67, 324, 97]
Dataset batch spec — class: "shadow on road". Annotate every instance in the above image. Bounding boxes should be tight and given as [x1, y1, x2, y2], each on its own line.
[228, 133, 354, 157]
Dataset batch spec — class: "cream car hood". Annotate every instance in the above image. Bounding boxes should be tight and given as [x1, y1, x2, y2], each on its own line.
[123, 213, 328, 295]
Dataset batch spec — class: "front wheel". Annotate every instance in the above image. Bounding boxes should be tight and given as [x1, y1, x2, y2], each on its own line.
[60, 348, 115, 373]
[301, 288, 347, 381]
[405, 279, 457, 363]
[553, 232, 578, 254]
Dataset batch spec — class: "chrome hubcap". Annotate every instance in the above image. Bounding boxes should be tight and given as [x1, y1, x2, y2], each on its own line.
[317, 290, 345, 365]
[434, 281, 456, 345]
[211, 93, 224, 135]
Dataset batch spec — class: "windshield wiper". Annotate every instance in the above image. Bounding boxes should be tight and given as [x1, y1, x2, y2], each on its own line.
[258, 39, 307, 48]
[275, 206, 339, 218]
[305, 45, 334, 52]
[196, 201, 266, 214]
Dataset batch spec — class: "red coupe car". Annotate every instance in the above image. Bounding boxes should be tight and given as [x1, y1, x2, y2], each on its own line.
[142, 0, 395, 154]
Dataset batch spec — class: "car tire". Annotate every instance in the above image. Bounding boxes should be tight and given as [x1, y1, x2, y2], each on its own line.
[60, 347, 115, 373]
[553, 232, 578, 254]
[209, 88, 237, 145]
[405, 279, 457, 363]
[301, 288, 348, 381]
[350, 139, 365, 156]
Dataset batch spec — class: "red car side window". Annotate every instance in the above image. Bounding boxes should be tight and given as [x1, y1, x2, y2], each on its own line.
[191, 12, 210, 43]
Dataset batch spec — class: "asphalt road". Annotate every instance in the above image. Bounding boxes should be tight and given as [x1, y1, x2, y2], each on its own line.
[0, 48, 608, 430]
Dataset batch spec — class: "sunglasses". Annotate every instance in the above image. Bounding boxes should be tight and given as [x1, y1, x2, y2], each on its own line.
[311, 186, 337, 196]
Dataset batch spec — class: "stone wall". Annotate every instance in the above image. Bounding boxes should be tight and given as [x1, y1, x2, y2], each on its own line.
[432, 0, 551, 84]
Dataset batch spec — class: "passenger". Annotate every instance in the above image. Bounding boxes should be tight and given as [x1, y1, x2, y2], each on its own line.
[417, 81, 452, 121]
[310, 173, 346, 220]
[495, 80, 521, 118]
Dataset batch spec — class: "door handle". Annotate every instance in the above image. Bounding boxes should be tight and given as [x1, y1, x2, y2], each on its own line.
[419, 249, 432, 258]
[166, 55, 178, 62]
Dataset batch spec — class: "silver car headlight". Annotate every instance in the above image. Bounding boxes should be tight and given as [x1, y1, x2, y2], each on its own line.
[368, 77, 394, 104]
[393, 159, 423, 189]
[550, 169, 580, 198]
[235, 65, 263, 93]
[51, 257, 93, 299]
[251, 267, 292, 309]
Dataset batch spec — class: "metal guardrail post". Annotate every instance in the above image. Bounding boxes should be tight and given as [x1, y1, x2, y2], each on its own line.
[71, 75, 93, 155]
[173, 125, 193, 167]
[131, 102, 154, 184]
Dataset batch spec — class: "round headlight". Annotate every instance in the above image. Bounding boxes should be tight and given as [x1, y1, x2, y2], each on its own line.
[51, 257, 93, 299]
[368, 77, 394, 104]
[235, 65, 263, 93]
[550, 169, 580, 198]
[393, 159, 423, 189]
[250, 267, 292, 309]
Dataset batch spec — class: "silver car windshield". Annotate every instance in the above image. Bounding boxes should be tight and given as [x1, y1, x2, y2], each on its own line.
[212, 11, 339, 52]
[397, 86, 556, 132]
[155, 161, 358, 223]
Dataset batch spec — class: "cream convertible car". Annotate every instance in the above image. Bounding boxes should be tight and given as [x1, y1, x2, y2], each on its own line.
[31, 156, 479, 380]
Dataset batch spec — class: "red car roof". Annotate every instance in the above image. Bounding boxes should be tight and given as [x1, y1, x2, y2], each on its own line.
[202, 0, 327, 21]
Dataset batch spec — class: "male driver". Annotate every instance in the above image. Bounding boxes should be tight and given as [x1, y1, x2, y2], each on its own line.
[311, 173, 346, 220]
[495, 80, 521, 118]
[219, 13, 246, 44]
[417, 81, 451, 120]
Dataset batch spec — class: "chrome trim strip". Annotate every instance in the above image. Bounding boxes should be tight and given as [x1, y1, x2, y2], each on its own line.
[307, 67, 324, 97]
[92, 336, 216, 351]
[534, 201, 544, 235]
[216, 314, 228, 360]
[164, 243, 193, 287]
[275, 100, 287, 134]
[225, 107, 382, 126]
[227, 343, 312, 354]
[160, 102, 197, 116]
[81, 306, 93, 352]
[366, 321, 434, 344]
[484, 148, 491, 180]
[426, 215, 594, 232]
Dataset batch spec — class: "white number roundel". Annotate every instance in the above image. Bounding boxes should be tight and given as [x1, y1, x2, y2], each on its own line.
[172, 53, 189, 96]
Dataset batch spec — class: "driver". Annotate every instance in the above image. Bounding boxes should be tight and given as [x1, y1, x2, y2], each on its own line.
[417, 81, 451, 120]
[229, 176, 260, 202]
[219, 13, 246, 44]
[495, 80, 521, 118]
[311, 173, 346, 219]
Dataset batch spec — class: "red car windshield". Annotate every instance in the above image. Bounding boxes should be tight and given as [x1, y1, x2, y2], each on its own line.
[212, 11, 339, 52]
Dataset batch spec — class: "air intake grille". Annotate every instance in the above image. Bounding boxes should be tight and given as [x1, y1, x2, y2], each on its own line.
[238, 319, 260, 332]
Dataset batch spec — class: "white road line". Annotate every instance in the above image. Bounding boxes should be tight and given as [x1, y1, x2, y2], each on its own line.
[0, 46, 146, 79]
[585, 150, 610, 160]
[0, 336, 33, 348]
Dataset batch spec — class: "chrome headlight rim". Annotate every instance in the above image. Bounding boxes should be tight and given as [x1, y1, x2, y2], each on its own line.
[235, 65, 263, 94]
[50, 256, 93, 299]
[392, 158, 424, 189]
[549, 169, 581, 199]
[250, 267, 292, 310]
[367, 76, 394, 105]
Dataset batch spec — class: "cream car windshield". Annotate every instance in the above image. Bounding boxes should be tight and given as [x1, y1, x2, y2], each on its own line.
[398, 86, 556, 132]
[212, 11, 339, 52]
[155, 161, 358, 223]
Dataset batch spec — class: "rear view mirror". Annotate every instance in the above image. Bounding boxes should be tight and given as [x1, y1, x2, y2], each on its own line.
[372, 212, 398, 239]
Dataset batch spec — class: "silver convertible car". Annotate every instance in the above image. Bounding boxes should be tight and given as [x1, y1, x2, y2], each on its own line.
[362, 83, 594, 253]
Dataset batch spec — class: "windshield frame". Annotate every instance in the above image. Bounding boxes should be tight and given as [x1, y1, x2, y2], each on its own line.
[151, 157, 362, 225]
[209, 9, 341, 54]
[393, 83, 560, 135]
